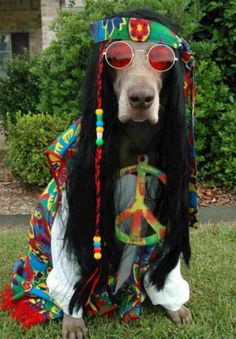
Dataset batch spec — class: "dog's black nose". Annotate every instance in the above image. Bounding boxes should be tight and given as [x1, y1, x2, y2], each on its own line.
[128, 86, 155, 109]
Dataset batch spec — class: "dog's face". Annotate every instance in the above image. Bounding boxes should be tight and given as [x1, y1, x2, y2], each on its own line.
[112, 41, 163, 124]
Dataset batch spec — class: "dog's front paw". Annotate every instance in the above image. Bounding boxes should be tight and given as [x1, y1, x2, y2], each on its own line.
[166, 305, 192, 325]
[62, 313, 88, 338]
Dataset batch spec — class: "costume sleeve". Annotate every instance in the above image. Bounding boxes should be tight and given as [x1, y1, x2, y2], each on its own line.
[46, 189, 83, 318]
[144, 260, 189, 311]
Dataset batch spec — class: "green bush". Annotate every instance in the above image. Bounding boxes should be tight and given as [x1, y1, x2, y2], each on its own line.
[192, 0, 236, 92]
[192, 39, 236, 190]
[7, 112, 71, 186]
[212, 108, 236, 190]
[0, 54, 40, 123]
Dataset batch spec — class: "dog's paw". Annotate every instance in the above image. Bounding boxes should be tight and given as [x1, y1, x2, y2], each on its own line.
[166, 305, 192, 325]
[62, 314, 88, 339]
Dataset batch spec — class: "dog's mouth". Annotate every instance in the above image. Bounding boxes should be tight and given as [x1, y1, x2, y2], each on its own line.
[119, 108, 158, 124]
[131, 110, 147, 122]
[132, 118, 146, 122]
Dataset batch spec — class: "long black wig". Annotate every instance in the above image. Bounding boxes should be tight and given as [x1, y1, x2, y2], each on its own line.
[64, 8, 191, 314]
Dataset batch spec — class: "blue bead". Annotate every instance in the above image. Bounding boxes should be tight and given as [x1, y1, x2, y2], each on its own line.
[93, 242, 101, 247]
[96, 121, 104, 127]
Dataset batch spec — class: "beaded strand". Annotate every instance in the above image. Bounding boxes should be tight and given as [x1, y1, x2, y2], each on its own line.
[95, 109, 104, 146]
[93, 42, 107, 260]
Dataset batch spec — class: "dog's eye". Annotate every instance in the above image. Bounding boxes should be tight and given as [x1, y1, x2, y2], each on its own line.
[106, 42, 132, 69]
[148, 45, 175, 71]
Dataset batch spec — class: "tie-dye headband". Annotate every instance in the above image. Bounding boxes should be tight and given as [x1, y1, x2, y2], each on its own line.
[91, 17, 182, 46]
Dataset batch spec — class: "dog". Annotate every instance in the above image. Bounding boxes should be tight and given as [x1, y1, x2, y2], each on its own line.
[56, 12, 195, 338]
[61, 37, 193, 337]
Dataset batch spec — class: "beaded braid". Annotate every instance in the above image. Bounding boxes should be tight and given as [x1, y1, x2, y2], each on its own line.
[78, 43, 110, 307]
[93, 42, 107, 260]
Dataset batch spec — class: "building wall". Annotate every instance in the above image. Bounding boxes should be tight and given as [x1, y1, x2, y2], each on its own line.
[65, 0, 83, 8]
[40, 0, 84, 49]
[40, 0, 61, 49]
[0, 0, 42, 54]
[0, 0, 85, 53]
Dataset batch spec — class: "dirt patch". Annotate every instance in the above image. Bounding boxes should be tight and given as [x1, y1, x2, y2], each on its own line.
[198, 186, 236, 207]
[0, 150, 42, 215]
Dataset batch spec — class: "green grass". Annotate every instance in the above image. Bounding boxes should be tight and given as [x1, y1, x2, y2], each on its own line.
[0, 223, 236, 339]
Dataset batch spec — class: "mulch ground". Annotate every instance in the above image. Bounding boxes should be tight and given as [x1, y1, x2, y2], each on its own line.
[0, 150, 235, 215]
[0, 151, 42, 215]
[198, 186, 235, 207]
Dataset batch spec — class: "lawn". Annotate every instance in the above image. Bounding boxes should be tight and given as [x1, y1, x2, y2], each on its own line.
[0, 223, 235, 339]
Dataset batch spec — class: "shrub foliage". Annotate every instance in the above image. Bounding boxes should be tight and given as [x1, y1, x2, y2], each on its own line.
[193, 0, 236, 92]
[0, 54, 40, 123]
[7, 113, 71, 185]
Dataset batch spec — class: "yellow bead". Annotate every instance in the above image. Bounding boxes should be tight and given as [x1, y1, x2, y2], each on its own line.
[95, 109, 104, 115]
[96, 127, 104, 132]
[93, 236, 101, 242]
[94, 252, 102, 260]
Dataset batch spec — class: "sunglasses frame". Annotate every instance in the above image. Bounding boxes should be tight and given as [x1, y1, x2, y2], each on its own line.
[104, 41, 178, 72]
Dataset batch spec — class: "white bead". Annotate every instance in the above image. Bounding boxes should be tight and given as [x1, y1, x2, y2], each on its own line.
[97, 132, 103, 139]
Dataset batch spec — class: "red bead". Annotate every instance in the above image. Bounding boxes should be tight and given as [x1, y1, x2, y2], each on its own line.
[182, 51, 191, 62]
[94, 247, 101, 253]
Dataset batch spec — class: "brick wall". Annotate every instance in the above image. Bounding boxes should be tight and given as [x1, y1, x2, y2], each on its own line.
[65, 0, 83, 8]
[40, 0, 61, 49]
[40, 0, 84, 49]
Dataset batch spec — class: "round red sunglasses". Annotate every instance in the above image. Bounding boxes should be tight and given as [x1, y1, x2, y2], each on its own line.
[104, 41, 178, 72]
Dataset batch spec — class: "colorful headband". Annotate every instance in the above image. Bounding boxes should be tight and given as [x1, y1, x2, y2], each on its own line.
[91, 17, 183, 47]
[90, 17, 198, 263]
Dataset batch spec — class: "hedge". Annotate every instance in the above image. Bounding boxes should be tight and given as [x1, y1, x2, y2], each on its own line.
[0, 54, 40, 124]
[7, 112, 72, 185]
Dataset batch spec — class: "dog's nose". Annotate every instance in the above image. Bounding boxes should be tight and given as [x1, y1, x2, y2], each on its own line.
[128, 86, 155, 109]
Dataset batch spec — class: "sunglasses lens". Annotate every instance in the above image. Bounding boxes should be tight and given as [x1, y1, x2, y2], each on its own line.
[148, 45, 175, 71]
[106, 42, 132, 69]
